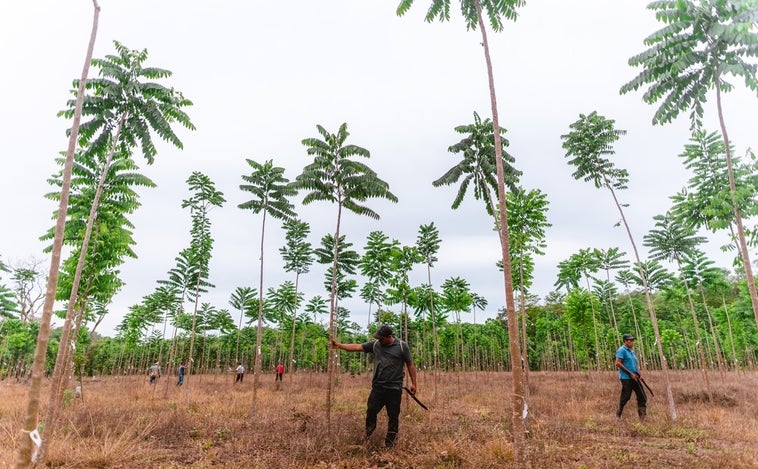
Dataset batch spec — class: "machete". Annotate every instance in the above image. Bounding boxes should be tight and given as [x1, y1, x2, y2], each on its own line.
[639, 377, 654, 397]
[403, 386, 428, 410]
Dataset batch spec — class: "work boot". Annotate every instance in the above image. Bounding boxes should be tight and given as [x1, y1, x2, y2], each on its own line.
[615, 407, 622, 420]
[385, 431, 397, 448]
[638, 406, 647, 421]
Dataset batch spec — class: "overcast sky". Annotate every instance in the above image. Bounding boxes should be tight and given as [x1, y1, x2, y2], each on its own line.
[1, 1, 756, 337]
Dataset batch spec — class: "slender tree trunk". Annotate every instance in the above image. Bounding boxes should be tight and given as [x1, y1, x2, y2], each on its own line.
[287, 273, 301, 382]
[678, 266, 712, 401]
[42, 112, 126, 459]
[251, 212, 267, 416]
[721, 296, 739, 371]
[606, 183, 676, 420]
[715, 83, 758, 325]
[517, 262, 530, 390]
[16, 4, 100, 466]
[426, 263, 439, 403]
[325, 204, 343, 431]
[473, 1, 525, 459]
[184, 275, 203, 403]
[583, 275, 602, 372]
[163, 323, 180, 397]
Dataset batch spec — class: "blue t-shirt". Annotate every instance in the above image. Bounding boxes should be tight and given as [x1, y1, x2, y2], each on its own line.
[616, 345, 639, 379]
[361, 338, 412, 390]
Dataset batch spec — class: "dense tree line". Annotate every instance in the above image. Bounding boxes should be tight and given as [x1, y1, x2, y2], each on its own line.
[2, 262, 756, 383]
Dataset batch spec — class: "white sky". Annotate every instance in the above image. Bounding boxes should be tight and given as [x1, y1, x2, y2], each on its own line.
[1, 1, 755, 337]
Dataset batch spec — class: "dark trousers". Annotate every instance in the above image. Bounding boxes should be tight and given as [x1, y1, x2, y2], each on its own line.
[235, 373, 244, 383]
[275, 373, 283, 381]
[618, 379, 647, 416]
[366, 387, 402, 447]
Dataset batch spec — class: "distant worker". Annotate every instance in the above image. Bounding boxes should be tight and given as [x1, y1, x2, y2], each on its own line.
[149, 362, 161, 385]
[331, 324, 418, 448]
[235, 362, 245, 384]
[177, 362, 186, 386]
[615, 333, 647, 420]
[275, 363, 284, 382]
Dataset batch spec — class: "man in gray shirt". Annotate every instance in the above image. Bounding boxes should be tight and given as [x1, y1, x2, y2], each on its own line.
[332, 324, 418, 447]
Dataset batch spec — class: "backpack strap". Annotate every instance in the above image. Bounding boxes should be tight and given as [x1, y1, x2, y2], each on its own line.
[374, 337, 406, 359]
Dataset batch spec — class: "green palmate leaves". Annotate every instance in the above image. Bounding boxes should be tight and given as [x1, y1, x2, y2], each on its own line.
[279, 219, 314, 277]
[43, 149, 154, 305]
[60, 41, 195, 164]
[621, 0, 758, 128]
[396, 0, 525, 31]
[670, 130, 758, 234]
[644, 211, 708, 264]
[0, 283, 17, 319]
[681, 249, 725, 288]
[434, 112, 520, 219]
[295, 123, 398, 220]
[630, 260, 675, 291]
[239, 159, 297, 222]
[561, 112, 629, 191]
[595, 247, 630, 279]
[265, 282, 303, 325]
[304, 296, 328, 323]
[182, 172, 225, 294]
[505, 188, 550, 291]
[416, 222, 441, 269]
[314, 234, 360, 276]
[555, 255, 583, 293]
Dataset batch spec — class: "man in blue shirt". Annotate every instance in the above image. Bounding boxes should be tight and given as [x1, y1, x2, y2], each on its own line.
[332, 324, 418, 448]
[615, 333, 646, 420]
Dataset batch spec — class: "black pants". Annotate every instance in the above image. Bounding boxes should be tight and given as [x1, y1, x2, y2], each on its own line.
[276, 373, 283, 381]
[366, 387, 402, 447]
[618, 379, 647, 416]
[235, 373, 244, 383]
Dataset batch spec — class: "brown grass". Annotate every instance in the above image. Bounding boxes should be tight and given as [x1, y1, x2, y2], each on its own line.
[1, 370, 756, 468]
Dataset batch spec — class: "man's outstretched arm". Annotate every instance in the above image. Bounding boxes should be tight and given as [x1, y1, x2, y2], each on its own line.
[331, 339, 364, 352]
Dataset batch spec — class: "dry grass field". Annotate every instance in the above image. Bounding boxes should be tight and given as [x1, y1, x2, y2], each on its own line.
[1, 370, 756, 468]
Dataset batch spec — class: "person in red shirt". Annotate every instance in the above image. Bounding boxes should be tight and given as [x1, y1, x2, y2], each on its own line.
[275, 363, 284, 381]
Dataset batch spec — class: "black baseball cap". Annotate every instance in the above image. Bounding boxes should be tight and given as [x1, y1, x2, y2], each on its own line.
[622, 333, 635, 341]
[373, 325, 393, 339]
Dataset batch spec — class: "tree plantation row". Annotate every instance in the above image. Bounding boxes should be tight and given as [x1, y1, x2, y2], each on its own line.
[5, 1, 758, 467]
[2, 253, 757, 382]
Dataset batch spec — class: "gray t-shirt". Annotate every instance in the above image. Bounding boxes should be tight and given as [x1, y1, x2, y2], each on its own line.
[361, 338, 412, 390]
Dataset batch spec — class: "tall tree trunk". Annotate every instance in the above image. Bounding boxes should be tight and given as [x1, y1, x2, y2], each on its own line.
[287, 273, 301, 381]
[184, 274, 203, 403]
[606, 183, 676, 420]
[678, 266, 712, 401]
[517, 262, 530, 390]
[325, 204, 343, 431]
[715, 82, 758, 325]
[42, 113, 125, 462]
[16, 4, 100, 466]
[251, 212, 268, 416]
[721, 295, 739, 371]
[473, 1, 525, 460]
[426, 264, 439, 403]
[583, 275, 602, 372]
